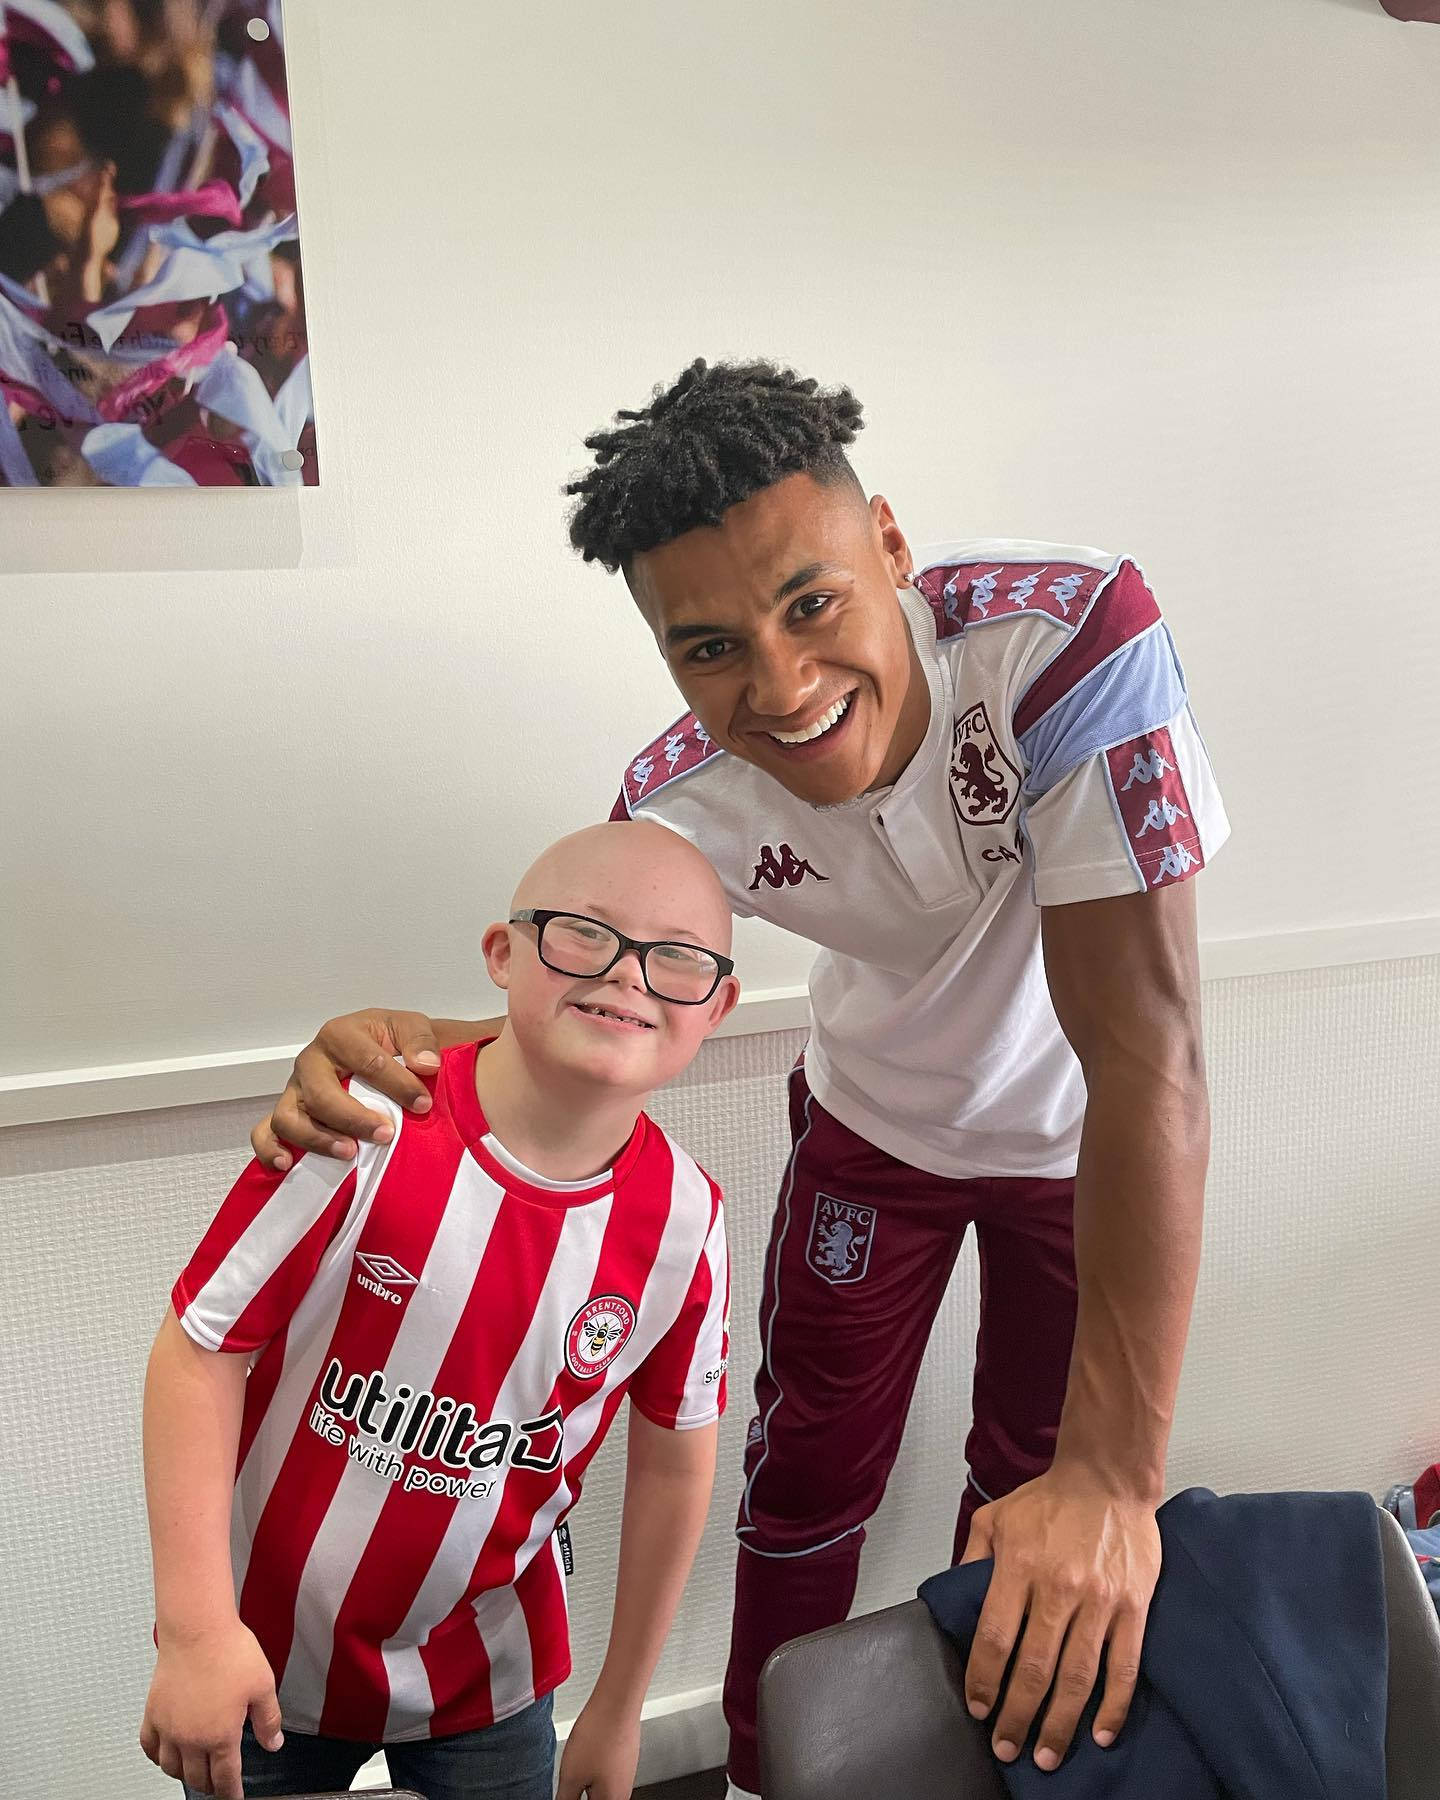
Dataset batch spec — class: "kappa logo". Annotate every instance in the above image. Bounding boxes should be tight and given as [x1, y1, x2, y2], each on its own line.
[969, 568, 1003, 616]
[565, 1295, 637, 1380]
[918, 560, 1097, 635]
[1119, 746, 1175, 790]
[1151, 844, 1201, 884]
[749, 842, 830, 891]
[805, 1194, 876, 1287]
[1007, 571, 1042, 607]
[941, 567, 967, 625]
[949, 703, 1020, 828]
[1135, 795, 1189, 837]
[622, 716, 719, 807]
[1048, 571, 1087, 615]
[1106, 728, 1204, 890]
[354, 1252, 419, 1306]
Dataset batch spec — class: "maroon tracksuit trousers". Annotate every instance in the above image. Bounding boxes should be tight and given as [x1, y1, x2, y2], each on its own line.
[722, 1065, 1079, 1793]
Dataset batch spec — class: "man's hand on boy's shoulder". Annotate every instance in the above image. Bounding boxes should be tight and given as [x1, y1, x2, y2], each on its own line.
[250, 1007, 450, 1171]
[140, 1619, 282, 1799]
[555, 1693, 643, 1800]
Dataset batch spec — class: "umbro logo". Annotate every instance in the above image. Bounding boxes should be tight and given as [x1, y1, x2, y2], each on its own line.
[355, 1252, 419, 1306]
[748, 843, 830, 891]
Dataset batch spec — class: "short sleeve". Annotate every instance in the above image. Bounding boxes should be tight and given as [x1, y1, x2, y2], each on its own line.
[628, 1191, 729, 1431]
[1012, 561, 1230, 904]
[171, 1147, 362, 1353]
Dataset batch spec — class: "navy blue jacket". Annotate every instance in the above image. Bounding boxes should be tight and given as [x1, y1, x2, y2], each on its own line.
[919, 1489, 1386, 1799]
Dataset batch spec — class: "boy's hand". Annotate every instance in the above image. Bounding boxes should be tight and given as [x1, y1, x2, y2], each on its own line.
[555, 1695, 642, 1800]
[140, 1621, 283, 1799]
[250, 1008, 444, 1169]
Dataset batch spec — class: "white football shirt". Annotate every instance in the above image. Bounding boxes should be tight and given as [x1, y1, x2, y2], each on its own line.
[614, 541, 1229, 1179]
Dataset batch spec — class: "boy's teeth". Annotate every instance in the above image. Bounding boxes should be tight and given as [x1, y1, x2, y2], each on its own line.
[578, 1003, 652, 1028]
[769, 693, 850, 745]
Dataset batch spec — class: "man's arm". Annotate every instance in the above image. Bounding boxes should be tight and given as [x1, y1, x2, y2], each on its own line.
[556, 1410, 718, 1800]
[140, 1311, 285, 1800]
[249, 1010, 502, 1170]
[961, 879, 1209, 1769]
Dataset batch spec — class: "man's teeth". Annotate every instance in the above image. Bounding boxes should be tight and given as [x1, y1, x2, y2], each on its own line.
[769, 693, 851, 746]
[576, 1003, 653, 1029]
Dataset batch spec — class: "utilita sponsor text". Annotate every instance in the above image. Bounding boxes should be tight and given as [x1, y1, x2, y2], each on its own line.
[308, 1357, 564, 1500]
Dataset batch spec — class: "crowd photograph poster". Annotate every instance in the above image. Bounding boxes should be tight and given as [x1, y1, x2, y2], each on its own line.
[0, 0, 316, 488]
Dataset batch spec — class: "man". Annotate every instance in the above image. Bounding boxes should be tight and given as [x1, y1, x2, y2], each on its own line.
[250, 360, 1227, 1798]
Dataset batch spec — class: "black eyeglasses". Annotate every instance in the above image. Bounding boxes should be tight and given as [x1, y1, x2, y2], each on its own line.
[509, 909, 734, 1005]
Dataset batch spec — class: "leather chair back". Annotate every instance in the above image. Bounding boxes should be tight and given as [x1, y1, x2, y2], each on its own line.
[270, 1791, 423, 1798]
[758, 1507, 1440, 1799]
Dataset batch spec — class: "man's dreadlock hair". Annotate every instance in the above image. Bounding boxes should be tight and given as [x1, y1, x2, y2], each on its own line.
[565, 358, 865, 575]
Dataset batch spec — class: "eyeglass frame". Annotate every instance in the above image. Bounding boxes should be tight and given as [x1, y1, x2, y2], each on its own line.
[507, 908, 735, 1005]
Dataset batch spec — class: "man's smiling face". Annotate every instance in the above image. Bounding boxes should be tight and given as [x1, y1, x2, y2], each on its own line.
[626, 472, 933, 808]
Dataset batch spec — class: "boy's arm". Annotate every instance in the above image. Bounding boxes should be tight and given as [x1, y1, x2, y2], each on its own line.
[556, 1409, 719, 1800]
[140, 1310, 284, 1800]
[144, 1311, 246, 1634]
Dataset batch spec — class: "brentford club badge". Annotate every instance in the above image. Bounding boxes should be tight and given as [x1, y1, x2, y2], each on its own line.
[949, 702, 1020, 828]
[565, 1295, 637, 1379]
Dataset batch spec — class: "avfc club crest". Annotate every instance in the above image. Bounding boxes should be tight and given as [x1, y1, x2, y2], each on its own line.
[806, 1195, 876, 1287]
[565, 1295, 637, 1380]
[949, 703, 1020, 829]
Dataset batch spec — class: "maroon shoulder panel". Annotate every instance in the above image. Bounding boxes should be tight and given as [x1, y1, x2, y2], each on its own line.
[619, 714, 722, 810]
[1011, 560, 1161, 738]
[912, 560, 1104, 639]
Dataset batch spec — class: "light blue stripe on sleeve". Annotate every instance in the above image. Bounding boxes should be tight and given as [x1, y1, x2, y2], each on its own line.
[1017, 621, 1188, 798]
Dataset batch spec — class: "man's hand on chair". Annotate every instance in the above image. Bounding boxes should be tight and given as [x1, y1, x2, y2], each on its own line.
[959, 1465, 1161, 1771]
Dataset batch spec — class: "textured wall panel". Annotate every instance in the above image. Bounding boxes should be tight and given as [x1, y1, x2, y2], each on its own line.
[3, 960, 1438, 1796]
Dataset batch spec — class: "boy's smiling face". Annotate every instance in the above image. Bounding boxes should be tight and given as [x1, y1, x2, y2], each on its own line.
[484, 821, 739, 1097]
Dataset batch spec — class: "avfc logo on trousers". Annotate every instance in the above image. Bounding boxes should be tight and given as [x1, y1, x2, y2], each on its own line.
[806, 1195, 876, 1286]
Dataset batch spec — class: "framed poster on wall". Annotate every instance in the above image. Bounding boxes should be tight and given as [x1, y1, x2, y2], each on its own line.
[0, 0, 317, 487]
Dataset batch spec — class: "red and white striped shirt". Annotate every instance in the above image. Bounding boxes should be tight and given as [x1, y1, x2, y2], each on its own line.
[172, 1041, 729, 1741]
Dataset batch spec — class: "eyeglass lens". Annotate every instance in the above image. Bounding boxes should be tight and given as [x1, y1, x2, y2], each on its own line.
[541, 914, 720, 1003]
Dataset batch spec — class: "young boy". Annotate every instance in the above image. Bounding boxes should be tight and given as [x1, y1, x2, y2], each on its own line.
[140, 820, 739, 1800]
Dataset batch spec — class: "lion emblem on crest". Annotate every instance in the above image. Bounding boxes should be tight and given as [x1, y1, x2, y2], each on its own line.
[949, 703, 1020, 828]
[806, 1195, 876, 1287]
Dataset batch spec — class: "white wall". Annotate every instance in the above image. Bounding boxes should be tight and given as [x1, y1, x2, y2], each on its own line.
[6, 0, 1440, 1079]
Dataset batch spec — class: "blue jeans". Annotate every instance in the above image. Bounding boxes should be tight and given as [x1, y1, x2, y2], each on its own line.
[181, 1695, 555, 1800]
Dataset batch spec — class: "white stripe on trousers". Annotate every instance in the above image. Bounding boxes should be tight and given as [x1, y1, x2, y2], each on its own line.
[739, 1073, 814, 1531]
